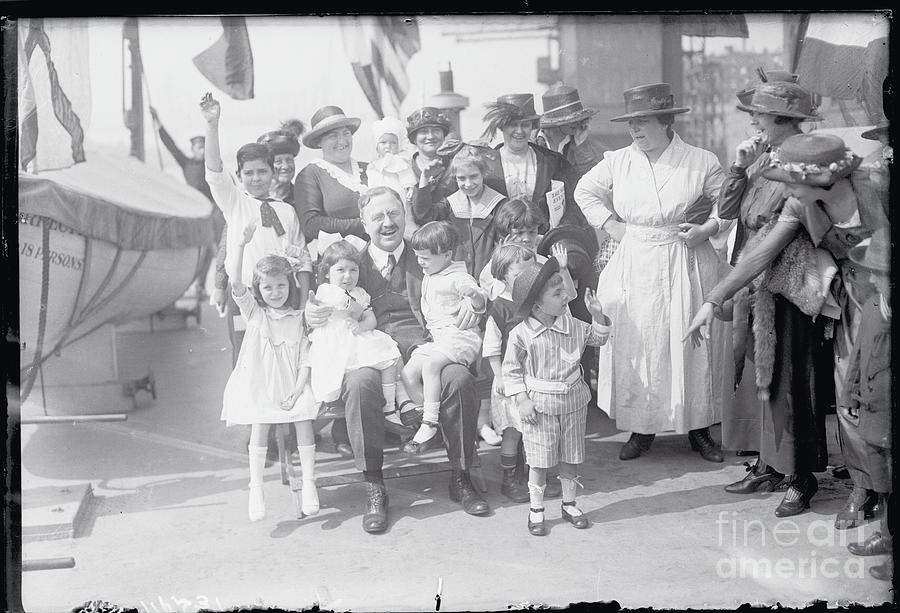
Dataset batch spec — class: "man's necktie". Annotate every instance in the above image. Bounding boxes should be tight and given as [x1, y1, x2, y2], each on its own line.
[256, 198, 285, 237]
[382, 253, 397, 280]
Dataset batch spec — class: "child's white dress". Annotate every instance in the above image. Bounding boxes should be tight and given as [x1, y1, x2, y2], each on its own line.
[308, 283, 401, 403]
[221, 290, 317, 426]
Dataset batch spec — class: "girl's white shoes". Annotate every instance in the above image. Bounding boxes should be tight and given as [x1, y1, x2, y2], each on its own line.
[248, 485, 266, 522]
[301, 479, 319, 516]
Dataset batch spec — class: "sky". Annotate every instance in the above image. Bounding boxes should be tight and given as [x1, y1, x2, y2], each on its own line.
[56, 14, 790, 182]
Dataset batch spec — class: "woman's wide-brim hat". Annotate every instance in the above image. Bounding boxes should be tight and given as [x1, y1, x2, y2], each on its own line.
[848, 227, 890, 274]
[735, 68, 799, 106]
[303, 106, 361, 149]
[537, 225, 597, 280]
[861, 122, 889, 141]
[761, 133, 862, 186]
[609, 83, 690, 122]
[406, 107, 451, 143]
[736, 81, 821, 121]
[540, 84, 598, 128]
[512, 257, 561, 319]
[257, 129, 300, 157]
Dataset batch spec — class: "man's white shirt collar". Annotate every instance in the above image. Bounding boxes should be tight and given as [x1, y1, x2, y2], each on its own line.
[368, 241, 405, 269]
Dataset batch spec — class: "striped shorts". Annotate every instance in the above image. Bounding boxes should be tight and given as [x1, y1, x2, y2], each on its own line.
[522, 405, 588, 468]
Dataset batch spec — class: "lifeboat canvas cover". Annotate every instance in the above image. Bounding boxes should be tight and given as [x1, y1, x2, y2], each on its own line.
[19, 151, 217, 401]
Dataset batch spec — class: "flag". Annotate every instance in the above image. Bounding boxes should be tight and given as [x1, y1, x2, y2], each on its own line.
[795, 12, 889, 123]
[192, 16, 254, 100]
[340, 16, 421, 118]
[17, 18, 91, 172]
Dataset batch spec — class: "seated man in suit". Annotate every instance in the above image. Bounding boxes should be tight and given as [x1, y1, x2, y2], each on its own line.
[305, 186, 490, 533]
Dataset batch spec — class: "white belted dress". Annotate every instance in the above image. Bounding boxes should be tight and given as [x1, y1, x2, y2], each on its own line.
[575, 133, 733, 434]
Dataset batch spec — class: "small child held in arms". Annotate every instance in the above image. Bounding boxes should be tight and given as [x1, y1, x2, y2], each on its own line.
[402, 220, 489, 454]
[221, 221, 319, 522]
[367, 117, 418, 239]
[503, 252, 611, 536]
[307, 240, 403, 430]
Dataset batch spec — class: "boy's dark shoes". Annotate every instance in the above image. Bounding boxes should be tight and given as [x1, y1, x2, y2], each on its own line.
[561, 502, 590, 529]
[528, 508, 547, 536]
[363, 482, 389, 533]
[449, 469, 490, 516]
[501, 468, 530, 503]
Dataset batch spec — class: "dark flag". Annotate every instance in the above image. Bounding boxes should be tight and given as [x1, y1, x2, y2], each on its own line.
[193, 16, 255, 100]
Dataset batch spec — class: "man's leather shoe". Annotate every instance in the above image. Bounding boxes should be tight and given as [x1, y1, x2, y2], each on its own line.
[449, 469, 490, 516]
[736, 450, 759, 456]
[528, 508, 546, 536]
[835, 486, 879, 529]
[500, 467, 530, 503]
[619, 433, 655, 460]
[848, 531, 893, 556]
[870, 561, 892, 581]
[725, 460, 785, 494]
[774, 474, 817, 517]
[688, 428, 724, 463]
[362, 482, 389, 533]
[561, 502, 590, 529]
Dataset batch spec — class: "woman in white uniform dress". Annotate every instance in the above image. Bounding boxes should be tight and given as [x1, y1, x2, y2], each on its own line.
[575, 83, 733, 462]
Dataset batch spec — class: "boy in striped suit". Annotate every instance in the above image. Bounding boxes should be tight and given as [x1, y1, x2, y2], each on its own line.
[502, 252, 610, 536]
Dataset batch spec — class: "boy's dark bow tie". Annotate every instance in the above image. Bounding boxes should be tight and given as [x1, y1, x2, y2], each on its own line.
[255, 197, 285, 236]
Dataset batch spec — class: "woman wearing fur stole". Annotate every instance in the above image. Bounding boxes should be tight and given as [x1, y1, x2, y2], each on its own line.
[686, 133, 880, 519]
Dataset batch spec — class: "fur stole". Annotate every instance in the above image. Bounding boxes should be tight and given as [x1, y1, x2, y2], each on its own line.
[731, 218, 830, 402]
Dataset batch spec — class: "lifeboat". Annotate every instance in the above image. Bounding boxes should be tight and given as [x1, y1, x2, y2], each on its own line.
[18, 149, 217, 407]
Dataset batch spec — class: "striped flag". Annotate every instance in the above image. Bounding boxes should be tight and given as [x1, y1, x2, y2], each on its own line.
[340, 16, 421, 118]
[795, 12, 889, 123]
[17, 18, 91, 172]
[193, 16, 254, 100]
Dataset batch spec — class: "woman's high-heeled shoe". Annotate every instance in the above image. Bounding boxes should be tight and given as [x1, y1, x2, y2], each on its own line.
[725, 460, 785, 494]
[774, 474, 818, 517]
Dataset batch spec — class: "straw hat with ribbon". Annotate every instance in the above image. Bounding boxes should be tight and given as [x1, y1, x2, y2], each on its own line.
[540, 84, 598, 128]
[736, 81, 821, 121]
[303, 106, 362, 149]
[735, 66, 799, 106]
[609, 83, 690, 122]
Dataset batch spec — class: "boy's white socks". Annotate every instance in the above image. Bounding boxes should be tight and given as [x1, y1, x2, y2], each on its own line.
[247, 445, 268, 521]
[381, 383, 397, 413]
[528, 482, 545, 521]
[559, 476, 584, 516]
[298, 443, 319, 516]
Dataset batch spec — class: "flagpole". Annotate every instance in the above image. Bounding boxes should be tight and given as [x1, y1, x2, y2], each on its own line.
[140, 62, 165, 171]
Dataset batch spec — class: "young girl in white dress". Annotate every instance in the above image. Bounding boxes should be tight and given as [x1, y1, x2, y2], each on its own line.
[307, 240, 402, 424]
[222, 221, 320, 522]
